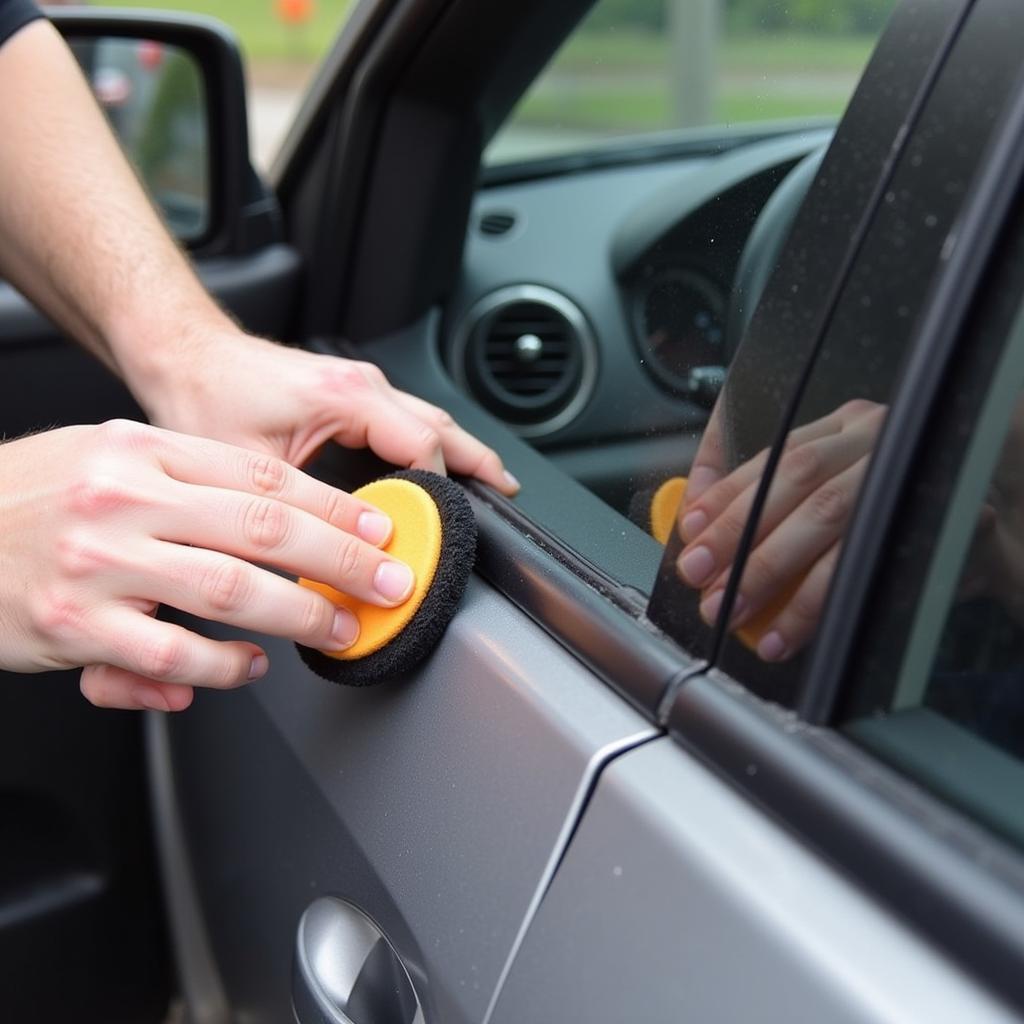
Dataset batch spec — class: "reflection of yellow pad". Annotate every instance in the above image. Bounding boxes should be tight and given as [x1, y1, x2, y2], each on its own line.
[649, 476, 686, 545]
[649, 475, 799, 652]
[299, 478, 442, 661]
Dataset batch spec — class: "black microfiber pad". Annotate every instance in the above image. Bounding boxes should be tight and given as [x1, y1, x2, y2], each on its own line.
[627, 484, 658, 536]
[296, 470, 477, 686]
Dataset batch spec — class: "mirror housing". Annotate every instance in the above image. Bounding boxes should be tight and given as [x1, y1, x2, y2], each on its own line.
[49, 8, 280, 256]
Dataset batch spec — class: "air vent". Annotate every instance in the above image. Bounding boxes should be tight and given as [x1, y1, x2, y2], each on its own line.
[478, 210, 517, 237]
[453, 286, 597, 437]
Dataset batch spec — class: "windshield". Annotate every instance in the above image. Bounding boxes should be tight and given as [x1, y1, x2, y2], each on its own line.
[487, 0, 895, 166]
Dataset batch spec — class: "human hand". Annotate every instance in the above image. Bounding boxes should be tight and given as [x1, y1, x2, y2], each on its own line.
[676, 399, 885, 661]
[130, 329, 519, 493]
[0, 420, 422, 711]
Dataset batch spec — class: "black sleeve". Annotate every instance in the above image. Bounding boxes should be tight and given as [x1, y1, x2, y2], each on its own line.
[0, 0, 42, 49]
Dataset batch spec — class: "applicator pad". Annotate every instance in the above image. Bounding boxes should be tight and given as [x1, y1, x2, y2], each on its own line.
[628, 476, 686, 545]
[296, 470, 477, 686]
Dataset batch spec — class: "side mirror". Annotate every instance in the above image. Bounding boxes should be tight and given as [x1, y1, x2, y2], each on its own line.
[49, 9, 278, 255]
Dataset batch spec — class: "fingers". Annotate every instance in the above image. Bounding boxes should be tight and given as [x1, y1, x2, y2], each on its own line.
[394, 392, 519, 495]
[680, 447, 769, 545]
[751, 545, 842, 662]
[708, 458, 865, 628]
[87, 610, 268, 693]
[680, 403, 861, 544]
[676, 400, 886, 664]
[156, 431, 394, 546]
[317, 360, 519, 495]
[80, 663, 195, 712]
[678, 403, 883, 592]
[327, 365, 449, 476]
[681, 405, 728, 511]
[157, 480, 415, 608]
[131, 541, 360, 652]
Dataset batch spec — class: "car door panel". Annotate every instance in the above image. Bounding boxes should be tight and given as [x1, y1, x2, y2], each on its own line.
[0, 668, 173, 1024]
[167, 584, 656, 1023]
[490, 735, 1017, 1024]
[158, 3, 987, 1021]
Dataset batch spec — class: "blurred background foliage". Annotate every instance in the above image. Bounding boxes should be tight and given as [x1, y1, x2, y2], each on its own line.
[95, 0, 895, 164]
[586, 0, 893, 32]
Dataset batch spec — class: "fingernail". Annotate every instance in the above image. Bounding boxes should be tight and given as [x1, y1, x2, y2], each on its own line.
[700, 590, 724, 625]
[357, 511, 393, 546]
[503, 470, 521, 493]
[681, 509, 708, 542]
[133, 687, 170, 712]
[374, 561, 415, 603]
[758, 631, 787, 662]
[330, 610, 359, 649]
[248, 654, 269, 679]
[679, 545, 715, 587]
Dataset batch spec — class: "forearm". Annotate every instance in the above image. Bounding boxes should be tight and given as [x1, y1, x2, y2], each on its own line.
[0, 19, 232, 406]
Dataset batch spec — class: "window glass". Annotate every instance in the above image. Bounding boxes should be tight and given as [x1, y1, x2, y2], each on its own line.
[488, 0, 893, 165]
[95, 0, 356, 169]
[654, 0, 1024, 698]
[458, 1, 902, 609]
[71, 39, 209, 239]
[842, 266, 1024, 850]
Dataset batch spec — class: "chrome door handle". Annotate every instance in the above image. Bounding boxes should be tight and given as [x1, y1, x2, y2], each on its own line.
[293, 897, 423, 1024]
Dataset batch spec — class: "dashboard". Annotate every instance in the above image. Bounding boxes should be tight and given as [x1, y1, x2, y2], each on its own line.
[445, 128, 832, 510]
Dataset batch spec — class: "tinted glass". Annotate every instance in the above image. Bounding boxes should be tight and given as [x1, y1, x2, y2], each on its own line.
[841, 225, 1024, 850]
[457, 0, 901, 611]
[657, 0, 1024, 694]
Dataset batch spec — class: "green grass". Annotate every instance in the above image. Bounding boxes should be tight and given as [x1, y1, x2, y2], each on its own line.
[518, 89, 672, 131]
[719, 32, 877, 72]
[538, 28, 875, 75]
[514, 29, 875, 131]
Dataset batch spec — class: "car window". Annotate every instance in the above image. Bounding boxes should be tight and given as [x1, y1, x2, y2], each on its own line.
[96, 0, 356, 169]
[488, 0, 894, 166]
[838, 205, 1024, 851]
[651, 0, 1024, 698]
[458, 1, 904, 609]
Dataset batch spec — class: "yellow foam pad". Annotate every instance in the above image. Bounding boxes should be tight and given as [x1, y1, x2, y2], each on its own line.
[649, 476, 687, 545]
[663, 476, 799, 652]
[298, 478, 442, 661]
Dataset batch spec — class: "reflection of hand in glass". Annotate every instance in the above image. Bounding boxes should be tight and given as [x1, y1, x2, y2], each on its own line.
[677, 399, 886, 661]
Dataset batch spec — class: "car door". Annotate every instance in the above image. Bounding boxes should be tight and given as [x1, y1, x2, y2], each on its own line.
[0, 12, 300, 1022]
[150, 2, 1022, 1023]
[487, 0, 1024, 1018]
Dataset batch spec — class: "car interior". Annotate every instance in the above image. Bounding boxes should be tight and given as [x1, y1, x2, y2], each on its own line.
[8, 0, 1024, 1020]
[0, 1, 897, 1018]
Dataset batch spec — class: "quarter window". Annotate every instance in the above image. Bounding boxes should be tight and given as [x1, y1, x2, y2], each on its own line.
[840, 226, 1024, 851]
